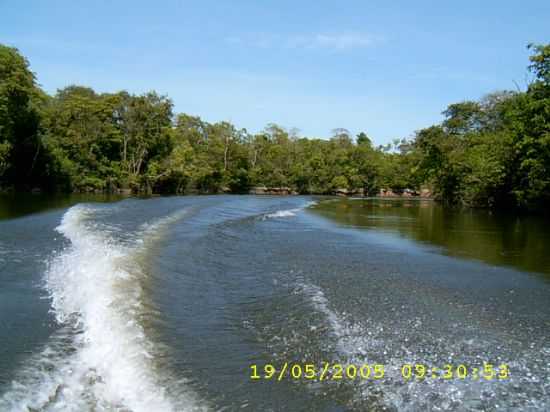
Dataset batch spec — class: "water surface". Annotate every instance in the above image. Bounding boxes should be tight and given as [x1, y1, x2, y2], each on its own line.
[312, 198, 550, 277]
[0, 196, 548, 411]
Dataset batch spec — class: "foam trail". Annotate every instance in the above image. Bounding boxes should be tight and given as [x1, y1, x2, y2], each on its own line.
[263, 200, 318, 219]
[297, 282, 365, 358]
[298, 281, 550, 411]
[264, 209, 300, 219]
[1, 205, 206, 412]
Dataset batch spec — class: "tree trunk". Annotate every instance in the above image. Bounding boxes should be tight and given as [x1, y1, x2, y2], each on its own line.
[224, 138, 229, 171]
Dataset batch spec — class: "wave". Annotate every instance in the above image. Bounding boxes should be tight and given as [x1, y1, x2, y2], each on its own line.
[0, 204, 207, 412]
[263, 200, 318, 219]
[264, 209, 300, 219]
[297, 282, 375, 360]
[298, 281, 550, 411]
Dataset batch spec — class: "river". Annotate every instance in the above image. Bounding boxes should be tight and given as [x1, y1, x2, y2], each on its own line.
[0, 195, 548, 411]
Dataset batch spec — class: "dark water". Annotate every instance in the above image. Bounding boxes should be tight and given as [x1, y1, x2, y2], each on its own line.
[0, 193, 126, 220]
[313, 198, 550, 278]
[0, 196, 548, 411]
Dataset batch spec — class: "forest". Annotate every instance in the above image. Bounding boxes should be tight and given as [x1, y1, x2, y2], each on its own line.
[0, 43, 548, 211]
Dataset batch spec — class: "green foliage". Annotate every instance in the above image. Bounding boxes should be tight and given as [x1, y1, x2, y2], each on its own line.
[0, 42, 549, 212]
[461, 133, 509, 206]
[0, 44, 47, 188]
[331, 175, 349, 190]
[0, 140, 11, 176]
[41, 86, 122, 191]
[356, 132, 372, 146]
[528, 43, 550, 84]
[442, 101, 483, 134]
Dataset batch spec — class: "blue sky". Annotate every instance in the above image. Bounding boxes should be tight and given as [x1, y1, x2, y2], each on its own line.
[1, 1, 549, 144]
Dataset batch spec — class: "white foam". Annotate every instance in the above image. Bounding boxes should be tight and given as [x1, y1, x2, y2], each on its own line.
[297, 282, 369, 358]
[1, 205, 207, 412]
[264, 209, 299, 219]
[264, 200, 317, 219]
[298, 281, 550, 411]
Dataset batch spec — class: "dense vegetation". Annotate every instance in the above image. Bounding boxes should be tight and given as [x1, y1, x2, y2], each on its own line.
[0, 43, 549, 210]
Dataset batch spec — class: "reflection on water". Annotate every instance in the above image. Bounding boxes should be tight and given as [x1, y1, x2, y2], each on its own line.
[0, 193, 127, 220]
[312, 198, 550, 276]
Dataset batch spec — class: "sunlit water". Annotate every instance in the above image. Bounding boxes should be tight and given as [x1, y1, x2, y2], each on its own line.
[0, 196, 548, 411]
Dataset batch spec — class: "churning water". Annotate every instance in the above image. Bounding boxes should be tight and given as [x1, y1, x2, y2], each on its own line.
[0, 196, 548, 411]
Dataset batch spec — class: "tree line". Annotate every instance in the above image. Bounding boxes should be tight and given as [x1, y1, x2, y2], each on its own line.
[0, 43, 548, 210]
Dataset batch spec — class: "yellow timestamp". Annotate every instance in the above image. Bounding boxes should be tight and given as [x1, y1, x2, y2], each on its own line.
[250, 362, 386, 381]
[401, 363, 510, 380]
[249, 362, 510, 381]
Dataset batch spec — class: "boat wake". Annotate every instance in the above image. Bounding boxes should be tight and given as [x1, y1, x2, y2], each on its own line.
[0, 205, 207, 412]
[264, 209, 300, 218]
[297, 281, 550, 411]
[263, 201, 318, 219]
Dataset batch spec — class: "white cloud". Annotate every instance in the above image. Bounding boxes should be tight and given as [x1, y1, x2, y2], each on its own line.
[224, 32, 379, 52]
[294, 33, 375, 50]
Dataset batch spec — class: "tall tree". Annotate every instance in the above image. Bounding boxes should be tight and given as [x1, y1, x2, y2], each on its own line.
[116, 91, 173, 189]
[42, 86, 121, 191]
[0, 45, 46, 188]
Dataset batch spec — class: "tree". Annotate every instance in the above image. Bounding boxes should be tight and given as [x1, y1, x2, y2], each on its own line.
[42, 86, 122, 191]
[0, 45, 47, 188]
[442, 101, 483, 135]
[356, 132, 372, 146]
[0, 41, 548, 211]
[528, 43, 550, 84]
[145, 130, 197, 193]
[413, 126, 466, 203]
[116, 91, 173, 190]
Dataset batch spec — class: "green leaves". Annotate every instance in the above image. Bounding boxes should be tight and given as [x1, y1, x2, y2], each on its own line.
[528, 43, 550, 85]
[1, 41, 548, 212]
[0, 140, 12, 176]
[0, 45, 44, 186]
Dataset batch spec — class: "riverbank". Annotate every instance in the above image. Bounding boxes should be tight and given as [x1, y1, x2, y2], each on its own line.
[1, 184, 434, 198]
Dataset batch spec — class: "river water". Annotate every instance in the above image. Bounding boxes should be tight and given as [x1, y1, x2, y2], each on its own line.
[0, 195, 548, 411]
